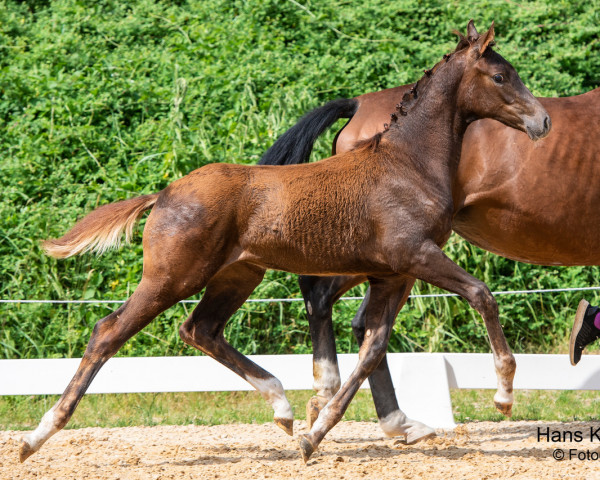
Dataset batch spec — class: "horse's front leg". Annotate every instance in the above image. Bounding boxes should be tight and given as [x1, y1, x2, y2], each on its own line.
[407, 241, 516, 416]
[299, 275, 411, 462]
[351, 286, 436, 443]
[298, 274, 365, 427]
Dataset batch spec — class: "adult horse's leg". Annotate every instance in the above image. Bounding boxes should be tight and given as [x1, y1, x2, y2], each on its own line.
[298, 275, 364, 427]
[405, 241, 515, 415]
[178, 261, 295, 435]
[300, 275, 435, 443]
[20, 278, 189, 462]
[350, 287, 435, 442]
[299, 275, 412, 462]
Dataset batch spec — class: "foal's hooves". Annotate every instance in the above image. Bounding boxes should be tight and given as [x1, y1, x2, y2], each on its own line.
[19, 441, 35, 463]
[494, 401, 513, 417]
[274, 417, 294, 436]
[299, 434, 316, 463]
[305, 396, 328, 429]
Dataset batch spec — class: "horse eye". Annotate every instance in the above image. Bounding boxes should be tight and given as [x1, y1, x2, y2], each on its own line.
[493, 74, 504, 84]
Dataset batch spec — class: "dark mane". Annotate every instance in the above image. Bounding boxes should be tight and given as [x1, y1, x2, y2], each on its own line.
[351, 27, 494, 153]
[352, 132, 384, 152]
[349, 48, 459, 153]
[389, 34, 475, 123]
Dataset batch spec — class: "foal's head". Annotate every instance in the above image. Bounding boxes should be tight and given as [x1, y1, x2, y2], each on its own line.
[453, 21, 551, 140]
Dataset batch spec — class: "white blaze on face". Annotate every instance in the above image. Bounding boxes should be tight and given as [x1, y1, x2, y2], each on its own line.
[313, 359, 341, 399]
[24, 405, 60, 451]
[245, 376, 293, 420]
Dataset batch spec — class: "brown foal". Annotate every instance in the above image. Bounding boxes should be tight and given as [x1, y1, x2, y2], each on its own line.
[260, 29, 597, 437]
[23, 22, 550, 463]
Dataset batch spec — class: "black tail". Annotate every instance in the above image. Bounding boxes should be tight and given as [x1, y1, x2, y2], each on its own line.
[259, 98, 358, 166]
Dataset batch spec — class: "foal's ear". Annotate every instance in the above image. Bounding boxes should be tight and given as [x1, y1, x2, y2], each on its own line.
[472, 21, 495, 58]
[467, 20, 479, 43]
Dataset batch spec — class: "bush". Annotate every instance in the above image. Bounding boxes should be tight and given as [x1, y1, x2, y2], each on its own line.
[1, 0, 598, 358]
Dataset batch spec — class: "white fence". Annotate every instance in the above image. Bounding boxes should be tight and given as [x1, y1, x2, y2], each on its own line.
[1, 353, 599, 429]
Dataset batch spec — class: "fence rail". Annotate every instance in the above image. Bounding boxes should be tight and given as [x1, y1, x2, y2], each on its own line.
[2, 353, 599, 429]
[2, 287, 600, 428]
[1, 285, 600, 305]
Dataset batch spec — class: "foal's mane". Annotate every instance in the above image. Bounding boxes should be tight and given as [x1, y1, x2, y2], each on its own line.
[352, 29, 491, 154]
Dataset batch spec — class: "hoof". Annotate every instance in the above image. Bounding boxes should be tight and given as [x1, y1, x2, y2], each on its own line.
[19, 441, 35, 463]
[405, 426, 436, 445]
[299, 434, 316, 463]
[305, 396, 327, 429]
[274, 417, 294, 436]
[494, 401, 513, 417]
[379, 412, 436, 444]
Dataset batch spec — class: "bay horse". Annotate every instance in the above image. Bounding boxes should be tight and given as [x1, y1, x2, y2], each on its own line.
[22, 22, 550, 463]
[260, 31, 598, 435]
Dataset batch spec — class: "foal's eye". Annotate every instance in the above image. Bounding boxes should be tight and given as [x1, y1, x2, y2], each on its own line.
[492, 74, 504, 84]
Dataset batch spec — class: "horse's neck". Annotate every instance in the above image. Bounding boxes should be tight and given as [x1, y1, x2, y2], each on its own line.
[386, 61, 468, 188]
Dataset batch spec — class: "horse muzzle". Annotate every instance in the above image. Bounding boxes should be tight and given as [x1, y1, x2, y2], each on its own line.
[524, 112, 552, 141]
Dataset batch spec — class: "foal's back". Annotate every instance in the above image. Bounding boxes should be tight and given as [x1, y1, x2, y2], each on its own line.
[151, 148, 393, 275]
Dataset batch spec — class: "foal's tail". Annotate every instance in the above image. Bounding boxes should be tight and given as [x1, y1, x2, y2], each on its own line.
[259, 98, 358, 166]
[42, 194, 159, 259]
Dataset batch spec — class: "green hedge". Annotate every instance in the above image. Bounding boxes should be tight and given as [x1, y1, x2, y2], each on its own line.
[1, 0, 599, 358]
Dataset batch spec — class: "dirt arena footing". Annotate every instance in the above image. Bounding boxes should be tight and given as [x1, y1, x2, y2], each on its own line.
[2, 420, 600, 479]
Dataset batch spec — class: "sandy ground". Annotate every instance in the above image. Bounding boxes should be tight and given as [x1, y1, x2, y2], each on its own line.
[2, 421, 600, 480]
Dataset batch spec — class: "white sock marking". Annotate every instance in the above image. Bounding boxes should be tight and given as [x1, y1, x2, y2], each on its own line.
[246, 376, 293, 419]
[24, 406, 59, 451]
[313, 359, 341, 398]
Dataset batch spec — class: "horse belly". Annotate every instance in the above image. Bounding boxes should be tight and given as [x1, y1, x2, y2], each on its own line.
[454, 205, 600, 266]
[241, 244, 389, 276]
[239, 212, 388, 275]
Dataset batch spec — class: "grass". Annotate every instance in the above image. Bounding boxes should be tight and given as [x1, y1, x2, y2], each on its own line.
[1, 2, 598, 440]
[2, 389, 598, 431]
[1, 0, 599, 359]
[452, 390, 600, 423]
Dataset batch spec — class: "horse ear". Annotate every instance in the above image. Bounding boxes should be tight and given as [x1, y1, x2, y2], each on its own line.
[467, 20, 479, 43]
[472, 21, 495, 58]
[477, 21, 494, 55]
[453, 30, 470, 51]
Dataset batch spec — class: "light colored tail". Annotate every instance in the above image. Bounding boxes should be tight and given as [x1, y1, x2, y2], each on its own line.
[42, 194, 160, 258]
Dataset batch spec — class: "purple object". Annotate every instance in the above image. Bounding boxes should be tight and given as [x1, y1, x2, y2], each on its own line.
[594, 312, 600, 331]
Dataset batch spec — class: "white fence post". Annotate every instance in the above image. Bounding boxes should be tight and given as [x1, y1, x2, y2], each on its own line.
[388, 354, 456, 429]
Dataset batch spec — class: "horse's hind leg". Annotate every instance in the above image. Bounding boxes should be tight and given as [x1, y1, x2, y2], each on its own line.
[299, 275, 411, 462]
[178, 262, 295, 436]
[300, 275, 434, 443]
[351, 285, 436, 443]
[298, 274, 364, 428]
[20, 279, 187, 462]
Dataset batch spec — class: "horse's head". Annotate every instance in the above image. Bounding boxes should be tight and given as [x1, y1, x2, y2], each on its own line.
[455, 21, 551, 140]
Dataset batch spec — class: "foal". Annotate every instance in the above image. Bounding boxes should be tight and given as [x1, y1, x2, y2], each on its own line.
[262, 22, 567, 434]
[23, 22, 549, 463]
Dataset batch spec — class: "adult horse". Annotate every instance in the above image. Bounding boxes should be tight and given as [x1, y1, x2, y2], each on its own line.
[259, 33, 598, 435]
[22, 23, 550, 463]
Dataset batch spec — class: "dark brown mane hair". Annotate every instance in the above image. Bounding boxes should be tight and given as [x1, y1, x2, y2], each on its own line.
[351, 28, 492, 153]
[352, 132, 384, 152]
[390, 31, 482, 124]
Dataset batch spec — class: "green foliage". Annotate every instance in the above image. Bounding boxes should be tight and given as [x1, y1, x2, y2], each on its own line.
[1, 389, 598, 429]
[0, 0, 599, 359]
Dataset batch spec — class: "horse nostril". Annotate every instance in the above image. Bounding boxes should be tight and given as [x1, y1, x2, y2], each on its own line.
[543, 115, 551, 132]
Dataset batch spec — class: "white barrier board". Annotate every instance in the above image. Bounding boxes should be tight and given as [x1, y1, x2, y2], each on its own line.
[1, 353, 599, 429]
